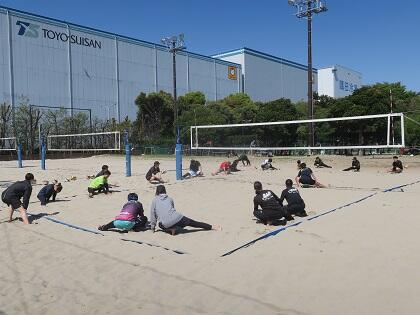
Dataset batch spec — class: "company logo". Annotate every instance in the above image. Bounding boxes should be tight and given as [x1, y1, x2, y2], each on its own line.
[228, 66, 237, 80]
[16, 20, 102, 50]
[16, 21, 40, 38]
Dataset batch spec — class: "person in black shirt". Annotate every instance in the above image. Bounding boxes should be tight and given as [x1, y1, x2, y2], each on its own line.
[389, 156, 403, 173]
[182, 160, 203, 179]
[37, 181, 63, 206]
[229, 159, 241, 172]
[343, 157, 360, 172]
[295, 163, 326, 188]
[146, 161, 165, 183]
[314, 157, 332, 168]
[1, 173, 35, 224]
[253, 181, 293, 225]
[279, 179, 307, 217]
[237, 154, 251, 166]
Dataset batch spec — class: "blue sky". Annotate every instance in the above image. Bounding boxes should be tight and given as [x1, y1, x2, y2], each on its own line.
[1, 0, 419, 92]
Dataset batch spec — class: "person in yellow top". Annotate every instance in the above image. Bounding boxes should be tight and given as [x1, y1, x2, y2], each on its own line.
[88, 170, 111, 198]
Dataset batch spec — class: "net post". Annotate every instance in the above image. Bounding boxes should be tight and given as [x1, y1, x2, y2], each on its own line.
[401, 114, 405, 147]
[41, 142, 46, 170]
[387, 115, 390, 146]
[17, 144, 23, 168]
[124, 130, 131, 177]
[176, 126, 182, 181]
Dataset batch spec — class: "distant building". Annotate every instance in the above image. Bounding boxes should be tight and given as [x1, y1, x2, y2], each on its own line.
[317, 65, 362, 98]
[213, 47, 317, 103]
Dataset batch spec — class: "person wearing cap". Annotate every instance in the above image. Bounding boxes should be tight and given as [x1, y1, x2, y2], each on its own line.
[261, 158, 277, 170]
[146, 161, 165, 183]
[1, 173, 36, 224]
[98, 193, 148, 231]
[342, 157, 360, 172]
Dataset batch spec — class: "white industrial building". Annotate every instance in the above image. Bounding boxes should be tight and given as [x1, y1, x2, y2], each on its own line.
[212, 47, 317, 103]
[0, 6, 241, 122]
[317, 65, 362, 98]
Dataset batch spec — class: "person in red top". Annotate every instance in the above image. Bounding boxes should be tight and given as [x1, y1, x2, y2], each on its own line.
[212, 161, 232, 176]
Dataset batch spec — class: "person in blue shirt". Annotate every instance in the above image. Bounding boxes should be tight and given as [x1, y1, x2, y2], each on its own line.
[37, 181, 63, 206]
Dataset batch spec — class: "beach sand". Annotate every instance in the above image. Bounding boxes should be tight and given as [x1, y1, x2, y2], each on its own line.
[1, 154, 419, 315]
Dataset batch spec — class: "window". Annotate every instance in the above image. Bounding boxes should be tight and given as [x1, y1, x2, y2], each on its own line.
[345, 82, 349, 91]
[350, 83, 354, 91]
[339, 80, 344, 90]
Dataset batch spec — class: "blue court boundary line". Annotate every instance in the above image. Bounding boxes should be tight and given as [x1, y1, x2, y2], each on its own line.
[221, 179, 420, 257]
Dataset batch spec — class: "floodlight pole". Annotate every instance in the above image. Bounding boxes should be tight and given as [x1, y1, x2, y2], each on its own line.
[288, 0, 327, 148]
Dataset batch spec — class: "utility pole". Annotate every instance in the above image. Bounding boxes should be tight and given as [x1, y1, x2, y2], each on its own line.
[288, 0, 327, 148]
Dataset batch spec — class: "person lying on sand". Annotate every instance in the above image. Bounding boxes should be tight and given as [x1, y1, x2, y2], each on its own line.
[146, 161, 166, 183]
[150, 185, 220, 236]
[212, 161, 231, 175]
[98, 193, 148, 232]
[229, 159, 241, 172]
[295, 163, 326, 188]
[253, 181, 294, 226]
[279, 179, 307, 217]
[261, 158, 277, 170]
[1, 173, 36, 224]
[182, 160, 203, 179]
[342, 157, 360, 172]
[37, 181, 62, 206]
[88, 170, 111, 198]
[388, 156, 403, 173]
[314, 157, 332, 168]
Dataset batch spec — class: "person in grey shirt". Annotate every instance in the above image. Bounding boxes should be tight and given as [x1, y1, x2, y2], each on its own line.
[150, 185, 220, 236]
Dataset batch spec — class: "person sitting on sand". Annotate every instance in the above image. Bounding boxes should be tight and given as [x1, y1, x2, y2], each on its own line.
[261, 158, 277, 170]
[295, 163, 326, 188]
[253, 181, 294, 226]
[343, 157, 360, 172]
[1, 173, 36, 224]
[297, 160, 302, 170]
[237, 154, 251, 166]
[98, 193, 148, 232]
[88, 170, 111, 198]
[146, 161, 166, 183]
[87, 164, 109, 179]
[388, 156, 403, 173]
[183, 160, 203, 179]
[37, 181, 63, 206]
[314, 156, 332, 168]
[212, 161, 231, 175]
[150, 185, 220, 235]
[279, 179, 307, 217]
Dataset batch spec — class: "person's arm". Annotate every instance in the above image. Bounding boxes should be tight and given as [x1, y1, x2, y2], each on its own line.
[278, 190, 286, 206]
[295, 176, 300, 187]
[150, 199, 157, 232]
[52, 191, 57, 202]
[253, 197, 259, 211]
[22, 185, 32, 210]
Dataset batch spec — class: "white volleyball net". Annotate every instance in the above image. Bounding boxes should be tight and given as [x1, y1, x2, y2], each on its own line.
[190, 113, 405, 154]
[0, 137, 17, 151]
[47, 131, 121, 152]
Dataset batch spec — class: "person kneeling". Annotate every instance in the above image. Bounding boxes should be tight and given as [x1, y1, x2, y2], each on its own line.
[88, 170, 111, 198]
[253, 181, 293, 226]
[279, 179, 307, 217]
[37, 181, 63, 206]
[150, 185, 220, 235]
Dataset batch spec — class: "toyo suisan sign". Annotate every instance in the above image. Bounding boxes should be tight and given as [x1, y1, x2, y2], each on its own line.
[16, 20, 102, 49]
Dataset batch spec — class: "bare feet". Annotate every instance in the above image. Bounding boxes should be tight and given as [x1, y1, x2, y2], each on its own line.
[212, 225, 222, 231]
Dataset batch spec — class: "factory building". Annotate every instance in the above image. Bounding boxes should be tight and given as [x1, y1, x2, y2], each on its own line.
[317, 65, 362, 98]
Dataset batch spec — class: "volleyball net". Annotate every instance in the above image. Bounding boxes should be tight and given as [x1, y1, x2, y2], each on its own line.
[47, 131, 121, 152]
[0, 137, 17, 151]
[190, 113, 405, 154]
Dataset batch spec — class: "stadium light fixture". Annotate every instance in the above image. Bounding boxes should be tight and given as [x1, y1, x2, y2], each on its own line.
[288, 0, 327, 148]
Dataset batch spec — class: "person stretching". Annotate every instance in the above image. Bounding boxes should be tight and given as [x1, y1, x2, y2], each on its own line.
[88, 170, 111, 198]
[212, 161, 231, 175]
[183, 160, 203, 179]
[37, 181, 63, 205]
[297, 160, 303, 170]
[253, 181, 293, 226]
[237, 154, 251, 166]
[279, 179, 307, 217]
[261, 158, 277, 170]
[98, 193, 148, 232]
[314, 157, 332, 168]
[343, 157, 360, 172]
[229, 159, 241, 172]
[146, 161, 165, 183]
[1, 173, 36, 224]
[150, 185, 219, 235]
[388, 156, 403, 173]
[295, 163, 326, 188]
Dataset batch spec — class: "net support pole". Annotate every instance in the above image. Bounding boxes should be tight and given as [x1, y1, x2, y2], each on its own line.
[401, 114, 405, 147]
[387, 115, 390, 146]
[124, 130, 131, 177]
[176, 127, 182, 181]
[17, 144, 23, 168]
[41, 142, 46, 170]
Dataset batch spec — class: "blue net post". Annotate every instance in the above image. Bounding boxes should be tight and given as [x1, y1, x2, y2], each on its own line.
[41, 142, 46, 170]
[175, 126, 182, 181]
[124, 130, 131, 177]
[17, 144, 23, 168]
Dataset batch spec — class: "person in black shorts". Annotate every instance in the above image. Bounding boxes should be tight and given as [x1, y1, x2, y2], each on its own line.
[1, 173, 36, 224]
[146, 161, 165, 183]
[182, 160, 203, 179]
[314, 157, 332, 168]
[237, 154, 251, 166]
[295, 163, 326, 188]
[253, 181, 294, 225]
[261, 158, 277, 170]
[388, 156, 403, 173]
[279, 179, 307, 217]
[37, 181, 63, 206]
[229, 159, 241, 172]
[343, 157, 360, 172]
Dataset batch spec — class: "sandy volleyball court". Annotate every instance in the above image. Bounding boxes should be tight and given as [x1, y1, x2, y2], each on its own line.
[1, 154, 420, 315]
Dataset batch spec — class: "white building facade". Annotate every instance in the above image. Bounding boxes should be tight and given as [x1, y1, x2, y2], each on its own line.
[317, 65, 362, 98]
[213, 48, 317, 103]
